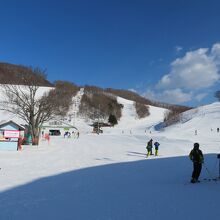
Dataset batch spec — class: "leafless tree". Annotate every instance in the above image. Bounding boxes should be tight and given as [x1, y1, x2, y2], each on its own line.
[135, 102, 150, 119]
[163, 109, 181, 126]
[0, 67, 72, 145]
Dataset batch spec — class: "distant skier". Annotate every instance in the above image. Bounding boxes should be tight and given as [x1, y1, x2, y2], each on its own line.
[64, 131, 68, 138]
[195, 130, 197, 135]
[146, 139, 153, 157]
[154, 141, 160, 156]
[217, 128, 219, 133]
[189, 143, 204, 183]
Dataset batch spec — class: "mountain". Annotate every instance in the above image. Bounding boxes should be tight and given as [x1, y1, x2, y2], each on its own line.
[0, 93, 219, 220]
[77, 85, 191, 123]
[0, 62, 52, 86]
[0, 62, 191, 124]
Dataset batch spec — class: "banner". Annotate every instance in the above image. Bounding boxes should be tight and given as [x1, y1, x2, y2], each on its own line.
[4, 130, 20, 138]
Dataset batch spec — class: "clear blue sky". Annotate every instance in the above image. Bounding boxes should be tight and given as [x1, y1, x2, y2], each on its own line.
[0, 0, 220, 106]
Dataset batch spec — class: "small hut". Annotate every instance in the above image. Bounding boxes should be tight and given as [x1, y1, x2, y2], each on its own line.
[0, 120, 25, 150]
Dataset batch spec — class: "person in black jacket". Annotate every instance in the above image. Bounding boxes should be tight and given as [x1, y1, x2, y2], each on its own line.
[146, 139, 153, 157]
[189, 143, 204, 183]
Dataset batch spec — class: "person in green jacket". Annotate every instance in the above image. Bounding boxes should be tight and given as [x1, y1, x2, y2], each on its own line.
[146, 139, 153, 157]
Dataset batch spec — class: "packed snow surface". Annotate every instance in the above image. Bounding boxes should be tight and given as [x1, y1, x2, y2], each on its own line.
[0, 98, 220, 220]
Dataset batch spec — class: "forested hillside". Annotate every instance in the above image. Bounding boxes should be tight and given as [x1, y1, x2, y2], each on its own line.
[0, 62, 192, 123]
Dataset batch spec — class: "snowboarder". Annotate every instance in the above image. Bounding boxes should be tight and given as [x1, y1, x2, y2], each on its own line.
[146, 139, 153, 157]
[154, 141, 160, 156]
[189, 143, 204, 183]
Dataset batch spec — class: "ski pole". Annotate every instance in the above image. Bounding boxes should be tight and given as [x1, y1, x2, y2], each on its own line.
[204, 163, 216, 182]
[217, 154, 220, 179]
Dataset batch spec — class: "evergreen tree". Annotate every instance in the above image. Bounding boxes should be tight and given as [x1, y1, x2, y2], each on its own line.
[108, 114, 118, 126]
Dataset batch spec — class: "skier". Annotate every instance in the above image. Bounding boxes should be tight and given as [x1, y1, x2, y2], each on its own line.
[64, 131, 68, 138]
[217, 128, 219, 133]
[154, 141, 160, 156]
[189, 143, 204, 183]
[146, 139, 153, 157]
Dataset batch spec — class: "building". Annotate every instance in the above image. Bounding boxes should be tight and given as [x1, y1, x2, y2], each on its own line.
[0, 120, 25, 150]
[41, 120, 78, 137]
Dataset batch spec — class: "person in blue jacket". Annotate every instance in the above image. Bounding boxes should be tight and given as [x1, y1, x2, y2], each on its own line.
[154, 141, 160, 156]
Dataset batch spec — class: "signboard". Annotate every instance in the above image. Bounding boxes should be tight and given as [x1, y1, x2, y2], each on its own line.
[4, 130, 20, 138]
[49, 121, 62, 126]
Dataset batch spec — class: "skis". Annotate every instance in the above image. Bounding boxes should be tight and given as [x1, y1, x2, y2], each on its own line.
[203, 177, 220, 182]
[184, 177, 220, 185]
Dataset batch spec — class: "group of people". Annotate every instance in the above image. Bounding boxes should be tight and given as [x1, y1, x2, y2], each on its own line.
[146, 139, 205, 184]
[64, 131, 80, 139]
[197, 127, 220, 134]
[146, 139, 160, 157]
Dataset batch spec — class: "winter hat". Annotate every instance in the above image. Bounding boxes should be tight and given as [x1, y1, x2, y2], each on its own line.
[194, 143, 199, 149]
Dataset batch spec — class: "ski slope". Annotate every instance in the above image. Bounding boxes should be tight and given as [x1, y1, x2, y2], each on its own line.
[104, 97, 167, 135]
[158, 102, 220, 152]
[0, 97, 220, 219]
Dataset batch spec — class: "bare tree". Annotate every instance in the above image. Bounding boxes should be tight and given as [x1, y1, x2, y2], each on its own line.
[134, 102, 150, 119]
[163, 109, 181, 126]
[0, 67, 70, 145]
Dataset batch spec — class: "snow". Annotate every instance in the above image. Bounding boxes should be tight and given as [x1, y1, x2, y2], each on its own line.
[0, 95, 220, 219]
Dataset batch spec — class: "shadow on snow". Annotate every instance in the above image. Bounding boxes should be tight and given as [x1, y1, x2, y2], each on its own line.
[0, 154, 219, 220]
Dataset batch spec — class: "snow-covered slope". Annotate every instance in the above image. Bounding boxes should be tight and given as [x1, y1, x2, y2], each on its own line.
[1, 88, 220, 220]
[159, 102, 220, 147]
[103, 97, 167, 135]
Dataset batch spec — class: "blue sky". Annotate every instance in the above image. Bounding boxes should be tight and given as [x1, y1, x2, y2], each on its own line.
[0, 0, 220, 106]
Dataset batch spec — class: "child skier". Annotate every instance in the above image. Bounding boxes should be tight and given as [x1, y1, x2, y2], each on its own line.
[154, 141, 160, 156]
[189, 143, 204, 183]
